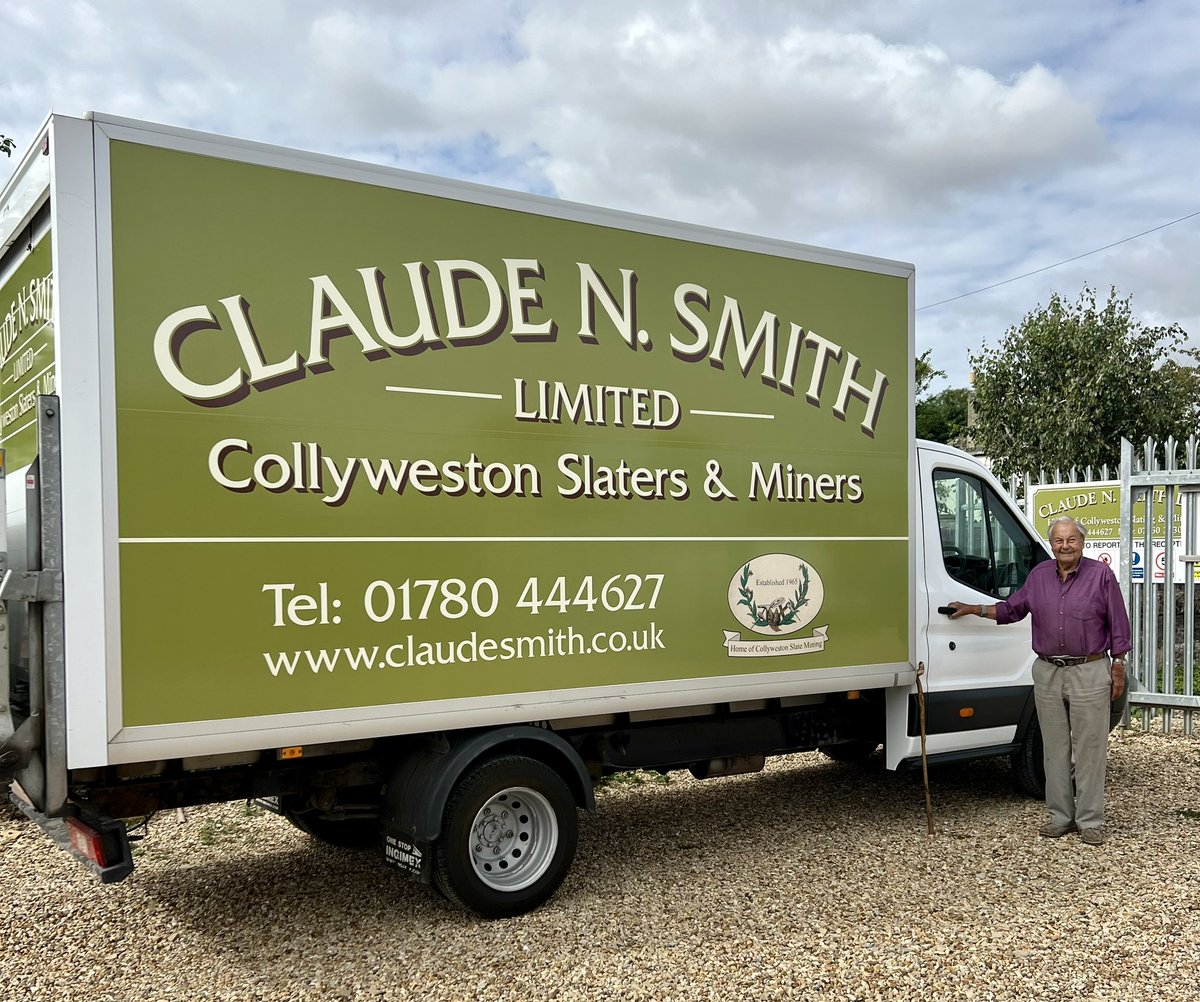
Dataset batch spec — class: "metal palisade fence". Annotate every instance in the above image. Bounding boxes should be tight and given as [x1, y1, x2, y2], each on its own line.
[1120, 436, 1199, 734]
[1007, 435, 1199, 734]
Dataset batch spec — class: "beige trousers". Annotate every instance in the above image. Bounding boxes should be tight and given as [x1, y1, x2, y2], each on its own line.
[1032, 657, 1112, 830]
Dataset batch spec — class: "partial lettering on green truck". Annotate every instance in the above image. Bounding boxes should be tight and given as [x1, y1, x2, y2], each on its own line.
[0, 233, 55, 470]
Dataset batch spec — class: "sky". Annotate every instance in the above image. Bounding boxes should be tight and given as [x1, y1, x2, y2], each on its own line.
[2, 0, 1197, 395]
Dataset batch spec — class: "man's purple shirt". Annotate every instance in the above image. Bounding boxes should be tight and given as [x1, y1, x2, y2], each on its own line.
[995, 555, 1132, 659]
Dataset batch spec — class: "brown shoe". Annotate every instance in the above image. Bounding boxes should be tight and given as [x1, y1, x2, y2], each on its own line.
[1039, 821, 1077, 838]
[1080, 827, 1107, 846]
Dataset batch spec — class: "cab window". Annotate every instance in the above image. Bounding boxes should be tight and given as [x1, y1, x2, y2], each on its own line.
[933, 470, 1047, 597]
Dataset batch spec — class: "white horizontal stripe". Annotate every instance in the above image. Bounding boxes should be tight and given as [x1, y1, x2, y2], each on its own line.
[689, 409, 774, 420]
[119, 534, 907, 544]
[385, 385, 503, 400]
[0, 415, 37, 444]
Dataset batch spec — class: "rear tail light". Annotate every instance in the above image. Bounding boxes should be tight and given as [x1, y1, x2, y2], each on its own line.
[65, 817, 110, 868]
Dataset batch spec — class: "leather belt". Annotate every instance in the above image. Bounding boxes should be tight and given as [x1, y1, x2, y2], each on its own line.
[1039, 653, 1106, 668]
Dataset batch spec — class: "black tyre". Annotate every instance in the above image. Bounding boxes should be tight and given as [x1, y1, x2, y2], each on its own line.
[1010, 714, 1046, 799]
[1109, 664, 1130, 730]
[819, 740, 880, 764]
[433, 755, 577, 919]
[280, 794, 380, 849]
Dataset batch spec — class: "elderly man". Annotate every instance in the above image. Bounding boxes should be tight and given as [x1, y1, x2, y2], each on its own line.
[948, 515, 1130, 845]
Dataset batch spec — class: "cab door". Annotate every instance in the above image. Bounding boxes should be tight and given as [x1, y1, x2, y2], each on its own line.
[899, 447, 1048, 763]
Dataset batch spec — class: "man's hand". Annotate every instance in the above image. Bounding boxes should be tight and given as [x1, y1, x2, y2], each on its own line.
[1111, 661, 1126, 702]
[946, 601, 978, 620]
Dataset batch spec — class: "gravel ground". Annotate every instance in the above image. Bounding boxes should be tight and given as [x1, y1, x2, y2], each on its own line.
[2, 726, 1199, 1002]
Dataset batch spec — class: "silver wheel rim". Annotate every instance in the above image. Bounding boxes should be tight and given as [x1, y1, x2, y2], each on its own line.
[468, 785, 558, 892]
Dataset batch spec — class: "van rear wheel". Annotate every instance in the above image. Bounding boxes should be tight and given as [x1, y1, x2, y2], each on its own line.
[433, 755, 577, 919]
[1010, 716, 1046, 799]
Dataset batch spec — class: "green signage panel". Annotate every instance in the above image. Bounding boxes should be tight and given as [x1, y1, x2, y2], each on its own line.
[108, 141, 910, 727]
[0, 233, 55, 469]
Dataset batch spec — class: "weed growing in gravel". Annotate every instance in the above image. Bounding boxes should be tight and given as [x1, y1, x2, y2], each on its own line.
[198, 817, 220, 845]
[1178, 808, 1200, 821]
[195, 816, 247, 844]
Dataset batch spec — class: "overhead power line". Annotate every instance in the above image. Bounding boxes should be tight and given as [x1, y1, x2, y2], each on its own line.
[917, 208, 1200, 312]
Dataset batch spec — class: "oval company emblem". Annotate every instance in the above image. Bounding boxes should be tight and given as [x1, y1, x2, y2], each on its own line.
[727, 553, 825, 637]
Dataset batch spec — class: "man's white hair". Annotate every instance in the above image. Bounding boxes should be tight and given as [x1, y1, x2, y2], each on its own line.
[1047, 515, 1087, 541]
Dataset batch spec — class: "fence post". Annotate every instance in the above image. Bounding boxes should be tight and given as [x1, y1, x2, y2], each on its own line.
[1119, 438, 1136, 726]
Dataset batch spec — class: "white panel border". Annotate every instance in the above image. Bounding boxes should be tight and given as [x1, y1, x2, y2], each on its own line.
[52, 114, 112, 768]
[106, 659, 916, 764]
[65, 113, 915, 767]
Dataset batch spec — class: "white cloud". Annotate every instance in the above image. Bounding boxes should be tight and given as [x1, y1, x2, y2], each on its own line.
[461, 10, 1106, 237]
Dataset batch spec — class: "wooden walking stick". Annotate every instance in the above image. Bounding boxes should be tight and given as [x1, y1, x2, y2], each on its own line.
[915, 661, 934, 835]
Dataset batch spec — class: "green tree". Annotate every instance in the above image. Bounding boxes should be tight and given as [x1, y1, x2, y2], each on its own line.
[915, 348, 944, 399]
[1, 135, 15, 157]
[916, 386, 969, 445]
[970, 285, 1200, 479]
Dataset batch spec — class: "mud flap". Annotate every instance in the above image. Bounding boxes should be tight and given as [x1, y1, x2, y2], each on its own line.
[383, 831, 434, 884]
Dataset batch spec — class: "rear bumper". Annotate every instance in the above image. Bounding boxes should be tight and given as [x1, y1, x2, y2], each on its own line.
[8, 787, 134, 883]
